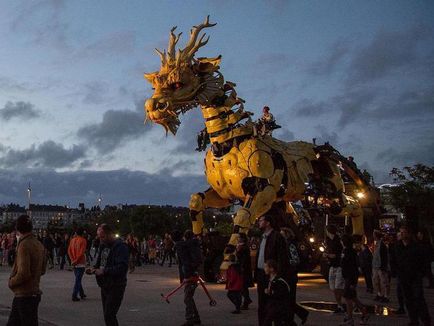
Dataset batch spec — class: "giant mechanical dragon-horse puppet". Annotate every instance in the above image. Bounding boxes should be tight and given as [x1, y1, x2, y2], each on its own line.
[144, 17, 371, 247]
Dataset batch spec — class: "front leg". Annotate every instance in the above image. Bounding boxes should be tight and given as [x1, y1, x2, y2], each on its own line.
[228, 177, 277, 245]
[189, 188, 232, 235]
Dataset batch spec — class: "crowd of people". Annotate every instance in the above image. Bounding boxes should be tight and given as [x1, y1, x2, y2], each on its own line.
[324, 225, 433, 326]
[2, 211, 433, 326]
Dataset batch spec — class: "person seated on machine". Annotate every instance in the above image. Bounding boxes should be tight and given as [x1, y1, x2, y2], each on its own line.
[257, 106, 280, 136]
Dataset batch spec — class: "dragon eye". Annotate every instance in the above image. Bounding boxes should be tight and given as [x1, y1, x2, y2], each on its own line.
[171, 82, 184, 90]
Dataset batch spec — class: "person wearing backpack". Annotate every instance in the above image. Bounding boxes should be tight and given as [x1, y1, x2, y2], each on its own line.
[281, 228, 309, 325]
[175, 230, 203, 326]
[263, 259, 291, 326]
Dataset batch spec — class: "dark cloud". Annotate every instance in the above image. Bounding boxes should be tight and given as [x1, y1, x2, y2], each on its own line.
[313, 125, 339, 145]
[77, 108, 147, 154]
[293, 88, 379, 127]
[0, 141, 86, 168]
[0, 101, 40, 121]
[347, 25, 434, 85]
[307, 41, 349, 76]
[294, 99, 327, 118]
[169, 109, 205, 153]
[0, 168, 206, 207]
[376, 141, 434, 166]
[274, 128, 295, 141]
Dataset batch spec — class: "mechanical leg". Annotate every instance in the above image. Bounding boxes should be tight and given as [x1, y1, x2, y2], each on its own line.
[228, 178, 277, 246]
[189, 188, 232, 235]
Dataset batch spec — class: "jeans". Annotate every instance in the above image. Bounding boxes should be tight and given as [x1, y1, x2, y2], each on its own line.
[184, 282, 199, 322]
[73, 267, 85, 298]
[400, 276, 431, 325]
[227, 290, 242, 310]
[7, 295, 41, 326]
[101, 284, 126, 326]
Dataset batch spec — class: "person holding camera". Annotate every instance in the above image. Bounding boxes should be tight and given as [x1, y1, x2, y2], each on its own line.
[89, 224, 129, 326]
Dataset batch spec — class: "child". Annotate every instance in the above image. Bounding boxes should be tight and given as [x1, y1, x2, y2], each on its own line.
[341, 234, 369, 326]
[263, 259, 291, 326]
[226, 254, 244, 314]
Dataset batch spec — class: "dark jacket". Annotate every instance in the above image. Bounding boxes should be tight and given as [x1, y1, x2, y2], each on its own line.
[265, 276, 291, 321]
[326, 235, 342, 268]
[395, 240, 424, 281]
[175, 238, 202, 281]
[341, 247, 359, 284]
[95, 239, 129, 288]
[358, 246, 373, 271]
[418, 240, 434, 268]
[236, 243, 253, 287]
[256, 229, 290, 280]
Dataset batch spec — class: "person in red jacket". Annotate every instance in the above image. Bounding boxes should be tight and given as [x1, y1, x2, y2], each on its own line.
[68, 228, 87, 301]
[226, 254, 244, 314]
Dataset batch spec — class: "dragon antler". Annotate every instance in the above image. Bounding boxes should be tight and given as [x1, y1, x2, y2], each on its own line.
[181, 15, 216, 60]
[155, 16, 216, 67]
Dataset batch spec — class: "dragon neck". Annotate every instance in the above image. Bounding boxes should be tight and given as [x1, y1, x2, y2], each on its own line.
[197, 75, 253, 144]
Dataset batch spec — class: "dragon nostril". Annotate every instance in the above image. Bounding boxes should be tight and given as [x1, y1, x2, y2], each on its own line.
[156, 102, 167, 110]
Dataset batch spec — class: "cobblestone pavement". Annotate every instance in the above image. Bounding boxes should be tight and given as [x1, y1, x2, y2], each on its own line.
[0, 265, 433, 325]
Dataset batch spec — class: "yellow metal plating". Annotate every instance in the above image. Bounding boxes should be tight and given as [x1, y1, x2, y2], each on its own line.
[144, 17, 366, 245]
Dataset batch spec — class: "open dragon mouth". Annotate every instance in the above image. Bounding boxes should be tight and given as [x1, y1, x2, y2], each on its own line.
[148, 100, 198, 135]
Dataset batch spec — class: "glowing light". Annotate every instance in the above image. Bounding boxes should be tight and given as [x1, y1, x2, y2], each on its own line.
[309, 237, 315, 243]
[319, 246, 325, 252]
[356, 191, 365, 199]
[115, 234, 119, 238]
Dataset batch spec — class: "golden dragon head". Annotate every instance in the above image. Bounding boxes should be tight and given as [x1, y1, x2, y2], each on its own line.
[144, 16, 224, 134]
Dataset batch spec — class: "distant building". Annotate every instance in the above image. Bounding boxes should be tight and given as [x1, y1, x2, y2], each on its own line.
[1, 204, 26, 224]
[29, 204, 69, 229]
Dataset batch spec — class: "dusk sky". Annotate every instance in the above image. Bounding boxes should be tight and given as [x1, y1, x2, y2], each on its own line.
[0, 1, 433, 207]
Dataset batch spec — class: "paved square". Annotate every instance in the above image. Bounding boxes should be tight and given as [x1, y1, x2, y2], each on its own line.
[0, 265, 432, 325]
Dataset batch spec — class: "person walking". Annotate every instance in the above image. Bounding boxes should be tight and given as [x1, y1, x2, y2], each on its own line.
[256, 211, 290, 326]
[226, 254, 243, 314]
[175, 230, 203, 326]
[236, 233, 253, 310]
[281, 227, 309, 325]
[358, 243, 374, 293]
[417, 230, 434, 289]
[395, 225, 431, 326]
[263, 259, 291, 326]
[7, 215, 47, 326]
[160, 233, 175, 267]
[389, 232, 406, 314]
[126, 234, 138, 273]
[340, 234, 369, 326]
[91, 224, 129, 326]
[325, 225, 345, 313]
[42, 232, 55, 269]
[372, 230, 390, 303]
[68, 228, 87, 301]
